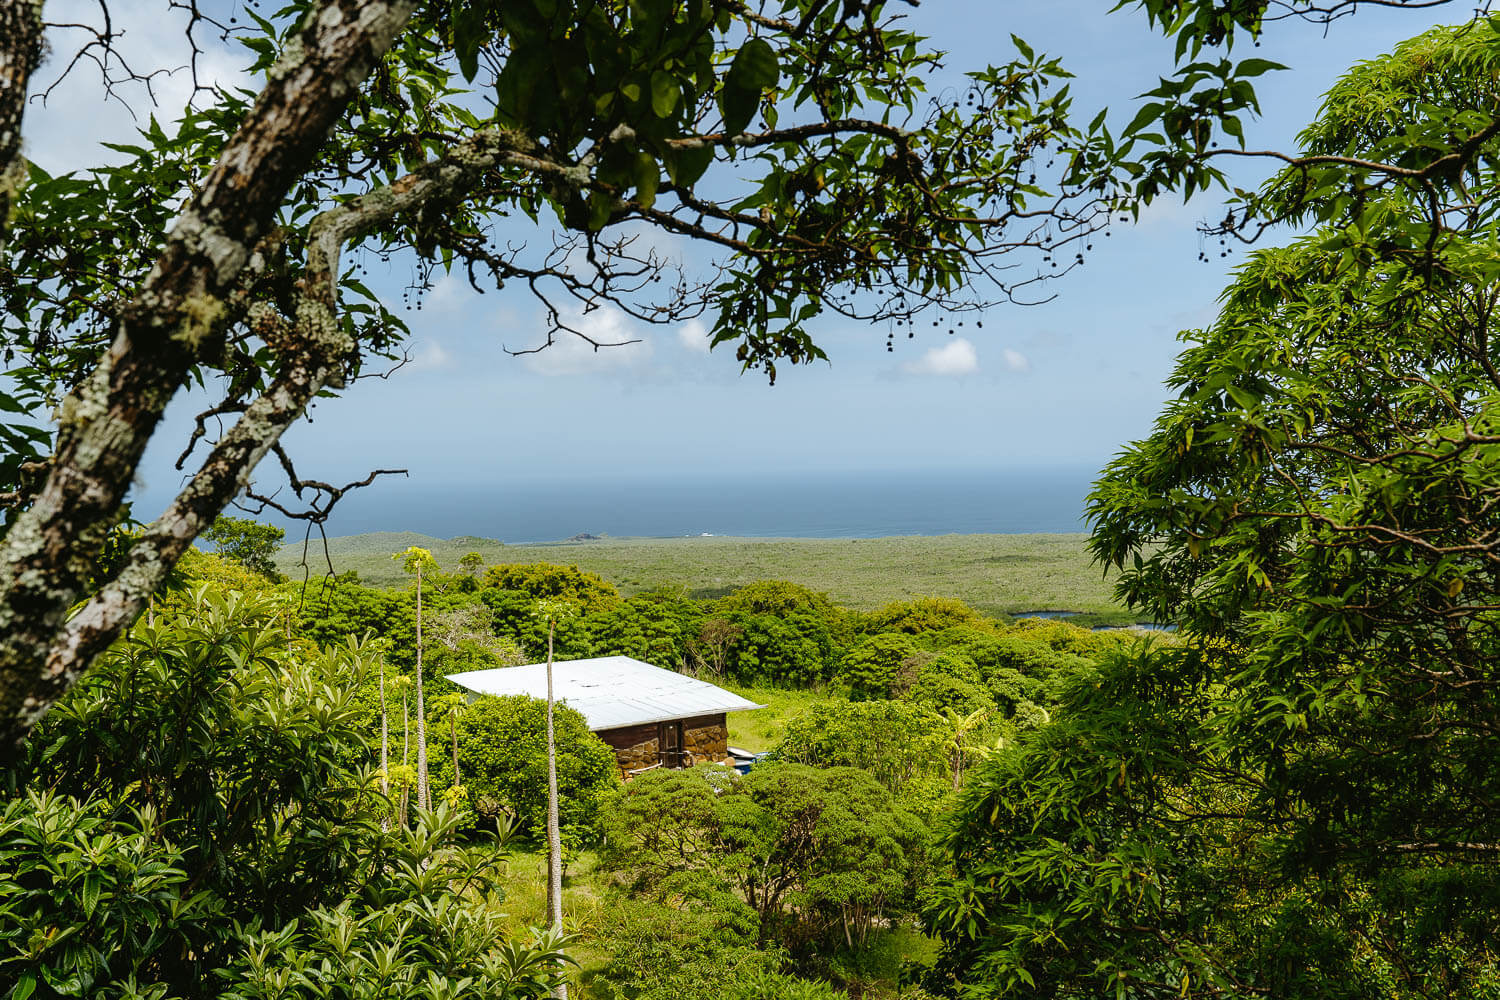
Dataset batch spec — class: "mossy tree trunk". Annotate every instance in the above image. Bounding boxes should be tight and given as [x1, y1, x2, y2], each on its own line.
[545, 618, 567, 1000]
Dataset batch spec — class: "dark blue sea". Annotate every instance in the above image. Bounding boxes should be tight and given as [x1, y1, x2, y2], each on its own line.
[257, 466, 1101, 543]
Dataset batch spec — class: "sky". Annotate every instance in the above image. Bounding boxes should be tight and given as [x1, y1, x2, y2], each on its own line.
[20, 1, 1464, 533]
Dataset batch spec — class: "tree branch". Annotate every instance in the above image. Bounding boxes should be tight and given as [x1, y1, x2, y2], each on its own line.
[0, 0, 420, 751]
[0, 0, 45, 251]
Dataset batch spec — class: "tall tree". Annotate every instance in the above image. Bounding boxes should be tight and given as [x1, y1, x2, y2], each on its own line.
[535, 598, 577, 1000]
[930, 21, 1500, 999]
[202, 515, 286, 581]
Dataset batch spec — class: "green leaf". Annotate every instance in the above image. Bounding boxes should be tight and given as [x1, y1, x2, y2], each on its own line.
[452, 3, 487, 83]
[81, 873, 100, 916]
[733, 38, 779, 91]
[1123, 102, 1163, 137]
[650, 70, 680, 118]
[588, 190, 615, 231]
[632, 153, 661, 210]
[665, 144, 713, 189]
[1234, 58, 1287, 78]
[721, 38, 779, 135]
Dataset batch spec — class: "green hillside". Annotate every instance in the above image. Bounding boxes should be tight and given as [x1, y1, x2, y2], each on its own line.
[274, 531, 1131, 624]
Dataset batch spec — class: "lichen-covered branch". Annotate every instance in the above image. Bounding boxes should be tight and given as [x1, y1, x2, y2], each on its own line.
[0, 0, 45, 252]
[11, 122, 539, 743]
[0, 0, 419, 752]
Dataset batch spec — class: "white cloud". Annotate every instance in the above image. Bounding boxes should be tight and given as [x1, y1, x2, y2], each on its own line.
[677, 319, 711, 355]
[27, 3, 252, 174]
[407, 339, 452, 371]
[424, 272, 475, 315]
[518, 306, 654, 376]
[1001, 348, 1031, 372]
[903, 338, 979, 377]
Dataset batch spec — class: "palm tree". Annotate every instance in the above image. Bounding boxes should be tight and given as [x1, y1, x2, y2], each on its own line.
[944, 706, 992, 790]
[392, 673, 414, 826]
[535, 599, 575, 1000]
[395, 546, 438, 811]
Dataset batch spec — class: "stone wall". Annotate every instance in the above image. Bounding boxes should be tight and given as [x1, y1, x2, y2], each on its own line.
[598, 712, 732, 775]
[684, 720, 728, 760]
[614, 736, 660, 774]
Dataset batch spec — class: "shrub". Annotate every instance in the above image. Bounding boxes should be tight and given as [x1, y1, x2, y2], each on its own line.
[601, 763, 929, 961]
[481, 562, 622, 613]
[587, 594, 702, 668]
[479, 586, 594, 660]
[444, 695, 618, 842]
[987, 667, 1048, 714]
[589, 891, 799, 1000]
[835, 633, 922, 700]
[724, 611, 839, 687]
[1006, 617, 1131, 658]
[862, 597, 991, 636]
[772, 700, 948, 799]
[905, 671, 996, 718]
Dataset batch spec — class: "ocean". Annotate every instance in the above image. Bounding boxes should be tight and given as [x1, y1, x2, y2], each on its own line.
[268, 466, 1102, 543]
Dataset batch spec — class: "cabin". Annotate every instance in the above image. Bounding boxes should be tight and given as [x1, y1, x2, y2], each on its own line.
[447, 655, 765, 776]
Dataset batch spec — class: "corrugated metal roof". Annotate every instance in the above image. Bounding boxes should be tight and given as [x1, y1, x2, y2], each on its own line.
[445, 656, 766, 731]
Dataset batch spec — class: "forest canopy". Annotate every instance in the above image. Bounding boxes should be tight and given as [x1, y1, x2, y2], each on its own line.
[4, 2, 1500, 999]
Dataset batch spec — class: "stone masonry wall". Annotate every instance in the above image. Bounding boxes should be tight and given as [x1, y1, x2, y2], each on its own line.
[614, 737, 660, 774]
[684, 721, 728, 761]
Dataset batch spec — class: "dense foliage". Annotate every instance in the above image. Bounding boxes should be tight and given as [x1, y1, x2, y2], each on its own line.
[601, 763, 931, 957]
[440, 695, 617, 843]
[0, 588, 565, 1000]
[202, 516, 286, 581]
[929, 22, 1500, 999]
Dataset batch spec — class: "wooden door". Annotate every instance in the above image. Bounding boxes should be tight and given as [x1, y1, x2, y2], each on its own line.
[658, 720, 684, 766]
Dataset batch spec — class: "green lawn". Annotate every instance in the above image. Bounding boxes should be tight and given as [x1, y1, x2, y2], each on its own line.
[722, 683, 840, 754]
[488, 847, 615, 992]
[275, 531, 1131, 623]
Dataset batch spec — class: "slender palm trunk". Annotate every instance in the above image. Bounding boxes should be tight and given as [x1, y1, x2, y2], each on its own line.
[545, 619, 568, 1000]
[451, 712, 461, 788]
[414, 564, 430, 811]
[401, 689, 410, 828]
[378, 667, 390, 798]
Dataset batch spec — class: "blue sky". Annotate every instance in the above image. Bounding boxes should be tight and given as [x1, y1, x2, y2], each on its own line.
[25, 1, 1459, 531]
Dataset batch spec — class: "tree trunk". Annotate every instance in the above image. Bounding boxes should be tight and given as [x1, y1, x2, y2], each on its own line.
[0, 0, 44, 252]
[0, 0, 420, 753]
[545, 619, 568, 1000]
[378, 666, 389, 799]
[401, 688, 410, 828]
[451, 712, 460, 789]
[415, 563, 429, 811]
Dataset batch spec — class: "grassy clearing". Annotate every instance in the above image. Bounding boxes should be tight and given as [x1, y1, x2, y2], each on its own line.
[491, 847, 615, 990]
[276, 532, 1131, 623]
[722, 683, 841, 753]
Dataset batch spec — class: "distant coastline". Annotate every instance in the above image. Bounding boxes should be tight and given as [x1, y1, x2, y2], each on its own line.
[257, 466, 1100, 544]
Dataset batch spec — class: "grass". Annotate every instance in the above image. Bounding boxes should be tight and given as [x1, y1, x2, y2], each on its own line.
[276, 532, 1133, 623]
[721, 683, 840, 754]
[490, 847, 616, 991]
